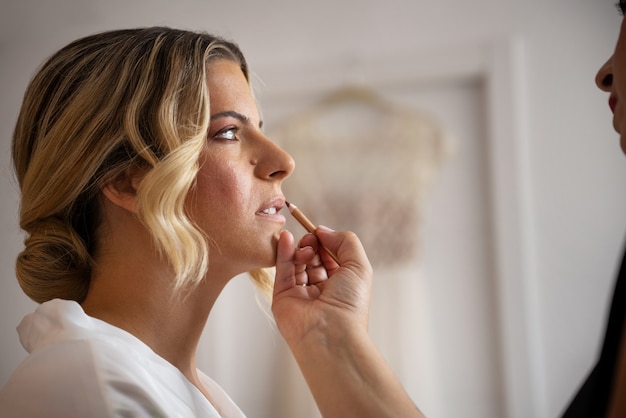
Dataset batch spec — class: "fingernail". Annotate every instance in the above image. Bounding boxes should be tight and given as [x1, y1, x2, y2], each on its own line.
[317, 225, 334, 232]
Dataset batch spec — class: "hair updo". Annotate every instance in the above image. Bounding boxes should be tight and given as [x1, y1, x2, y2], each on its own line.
[12, 26, 273, 303]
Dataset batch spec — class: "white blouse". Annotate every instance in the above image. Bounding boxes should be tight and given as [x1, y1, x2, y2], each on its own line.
[0, 299, 245, 417]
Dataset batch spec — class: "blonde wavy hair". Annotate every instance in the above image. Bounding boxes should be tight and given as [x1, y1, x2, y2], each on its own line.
[13, 27, 273, 304]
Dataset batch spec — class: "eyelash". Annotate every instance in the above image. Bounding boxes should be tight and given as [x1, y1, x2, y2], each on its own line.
[617, 1, 626, 15]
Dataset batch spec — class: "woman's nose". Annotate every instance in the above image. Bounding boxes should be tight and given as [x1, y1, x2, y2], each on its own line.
[253, 135, 295, 181]
[269, 146, 295, 181]
[596, 56, 614, 92]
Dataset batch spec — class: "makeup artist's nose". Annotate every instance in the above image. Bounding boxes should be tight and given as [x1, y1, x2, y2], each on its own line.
[596, 56, 614, 92]
[254, 134, 295, 181]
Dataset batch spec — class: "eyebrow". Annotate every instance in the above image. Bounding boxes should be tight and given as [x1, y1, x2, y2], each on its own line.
[210, 110, 264, 130]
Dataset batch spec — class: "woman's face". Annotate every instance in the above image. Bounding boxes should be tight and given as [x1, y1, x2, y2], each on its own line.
[596, 9, 626, 154]
[190, 59, 295, 276]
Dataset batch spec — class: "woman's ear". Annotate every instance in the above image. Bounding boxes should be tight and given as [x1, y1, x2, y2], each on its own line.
[101, 170, 144, 214]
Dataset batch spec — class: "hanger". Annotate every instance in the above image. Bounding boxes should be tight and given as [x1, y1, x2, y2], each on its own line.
[308, 84, 400, 119]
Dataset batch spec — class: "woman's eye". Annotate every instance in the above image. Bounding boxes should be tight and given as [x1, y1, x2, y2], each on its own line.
[214, 127, 239, 141]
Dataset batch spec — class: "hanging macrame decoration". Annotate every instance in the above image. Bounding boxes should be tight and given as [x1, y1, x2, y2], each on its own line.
[269, 85, 450, 267]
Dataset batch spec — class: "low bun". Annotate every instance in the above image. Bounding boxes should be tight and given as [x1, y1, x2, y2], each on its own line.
[16, 217, 92, 303]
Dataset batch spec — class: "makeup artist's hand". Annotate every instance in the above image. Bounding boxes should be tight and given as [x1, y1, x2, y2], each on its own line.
[272, 228, 424, 418]
[272, 226, 373, 345]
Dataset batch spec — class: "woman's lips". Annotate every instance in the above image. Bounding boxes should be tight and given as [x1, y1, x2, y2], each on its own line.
[610, 96, 618, 113]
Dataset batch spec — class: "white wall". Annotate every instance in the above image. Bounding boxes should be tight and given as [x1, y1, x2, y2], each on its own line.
[1, 1, 624, 417]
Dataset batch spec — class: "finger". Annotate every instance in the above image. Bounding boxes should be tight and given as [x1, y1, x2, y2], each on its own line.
[315, 226, 372, 275]
[292, 245, 316, 265]
[293, 246, 325, 286]
[300, 232, 339, 267]
[306, 263, 328, 285]
[274, 230, 297, 295]
[306, 252, 322, 269]
[298, 233, 319, 251]
[292, 245, 329, 287]
[294, 246, 314, 286]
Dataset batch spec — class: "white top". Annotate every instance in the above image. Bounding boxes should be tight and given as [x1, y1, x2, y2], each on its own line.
[0, 299, 246, 418]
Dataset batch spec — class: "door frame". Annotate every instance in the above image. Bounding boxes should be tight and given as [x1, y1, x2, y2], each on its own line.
[254, 38, 540, 418]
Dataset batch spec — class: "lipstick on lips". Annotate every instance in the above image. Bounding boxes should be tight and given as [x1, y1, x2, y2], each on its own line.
[285, 201, 341, 265]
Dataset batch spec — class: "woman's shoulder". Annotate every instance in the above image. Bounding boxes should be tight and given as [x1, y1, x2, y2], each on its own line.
[0, 337, 115, 416]
[0, 299, 229, 417]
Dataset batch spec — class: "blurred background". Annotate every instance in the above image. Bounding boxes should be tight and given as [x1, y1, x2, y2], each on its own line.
[1, 1, 624, 417]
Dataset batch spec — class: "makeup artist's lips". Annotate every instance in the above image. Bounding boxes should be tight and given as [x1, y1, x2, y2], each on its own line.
[256, 198, 286, 222]
[610, 96, 618, 113]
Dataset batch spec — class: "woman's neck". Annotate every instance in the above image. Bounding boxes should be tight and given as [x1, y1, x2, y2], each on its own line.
[82, 207, 233, 385]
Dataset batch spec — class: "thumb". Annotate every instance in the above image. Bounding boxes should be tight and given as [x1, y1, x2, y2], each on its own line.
[315, 226, 371, 272]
